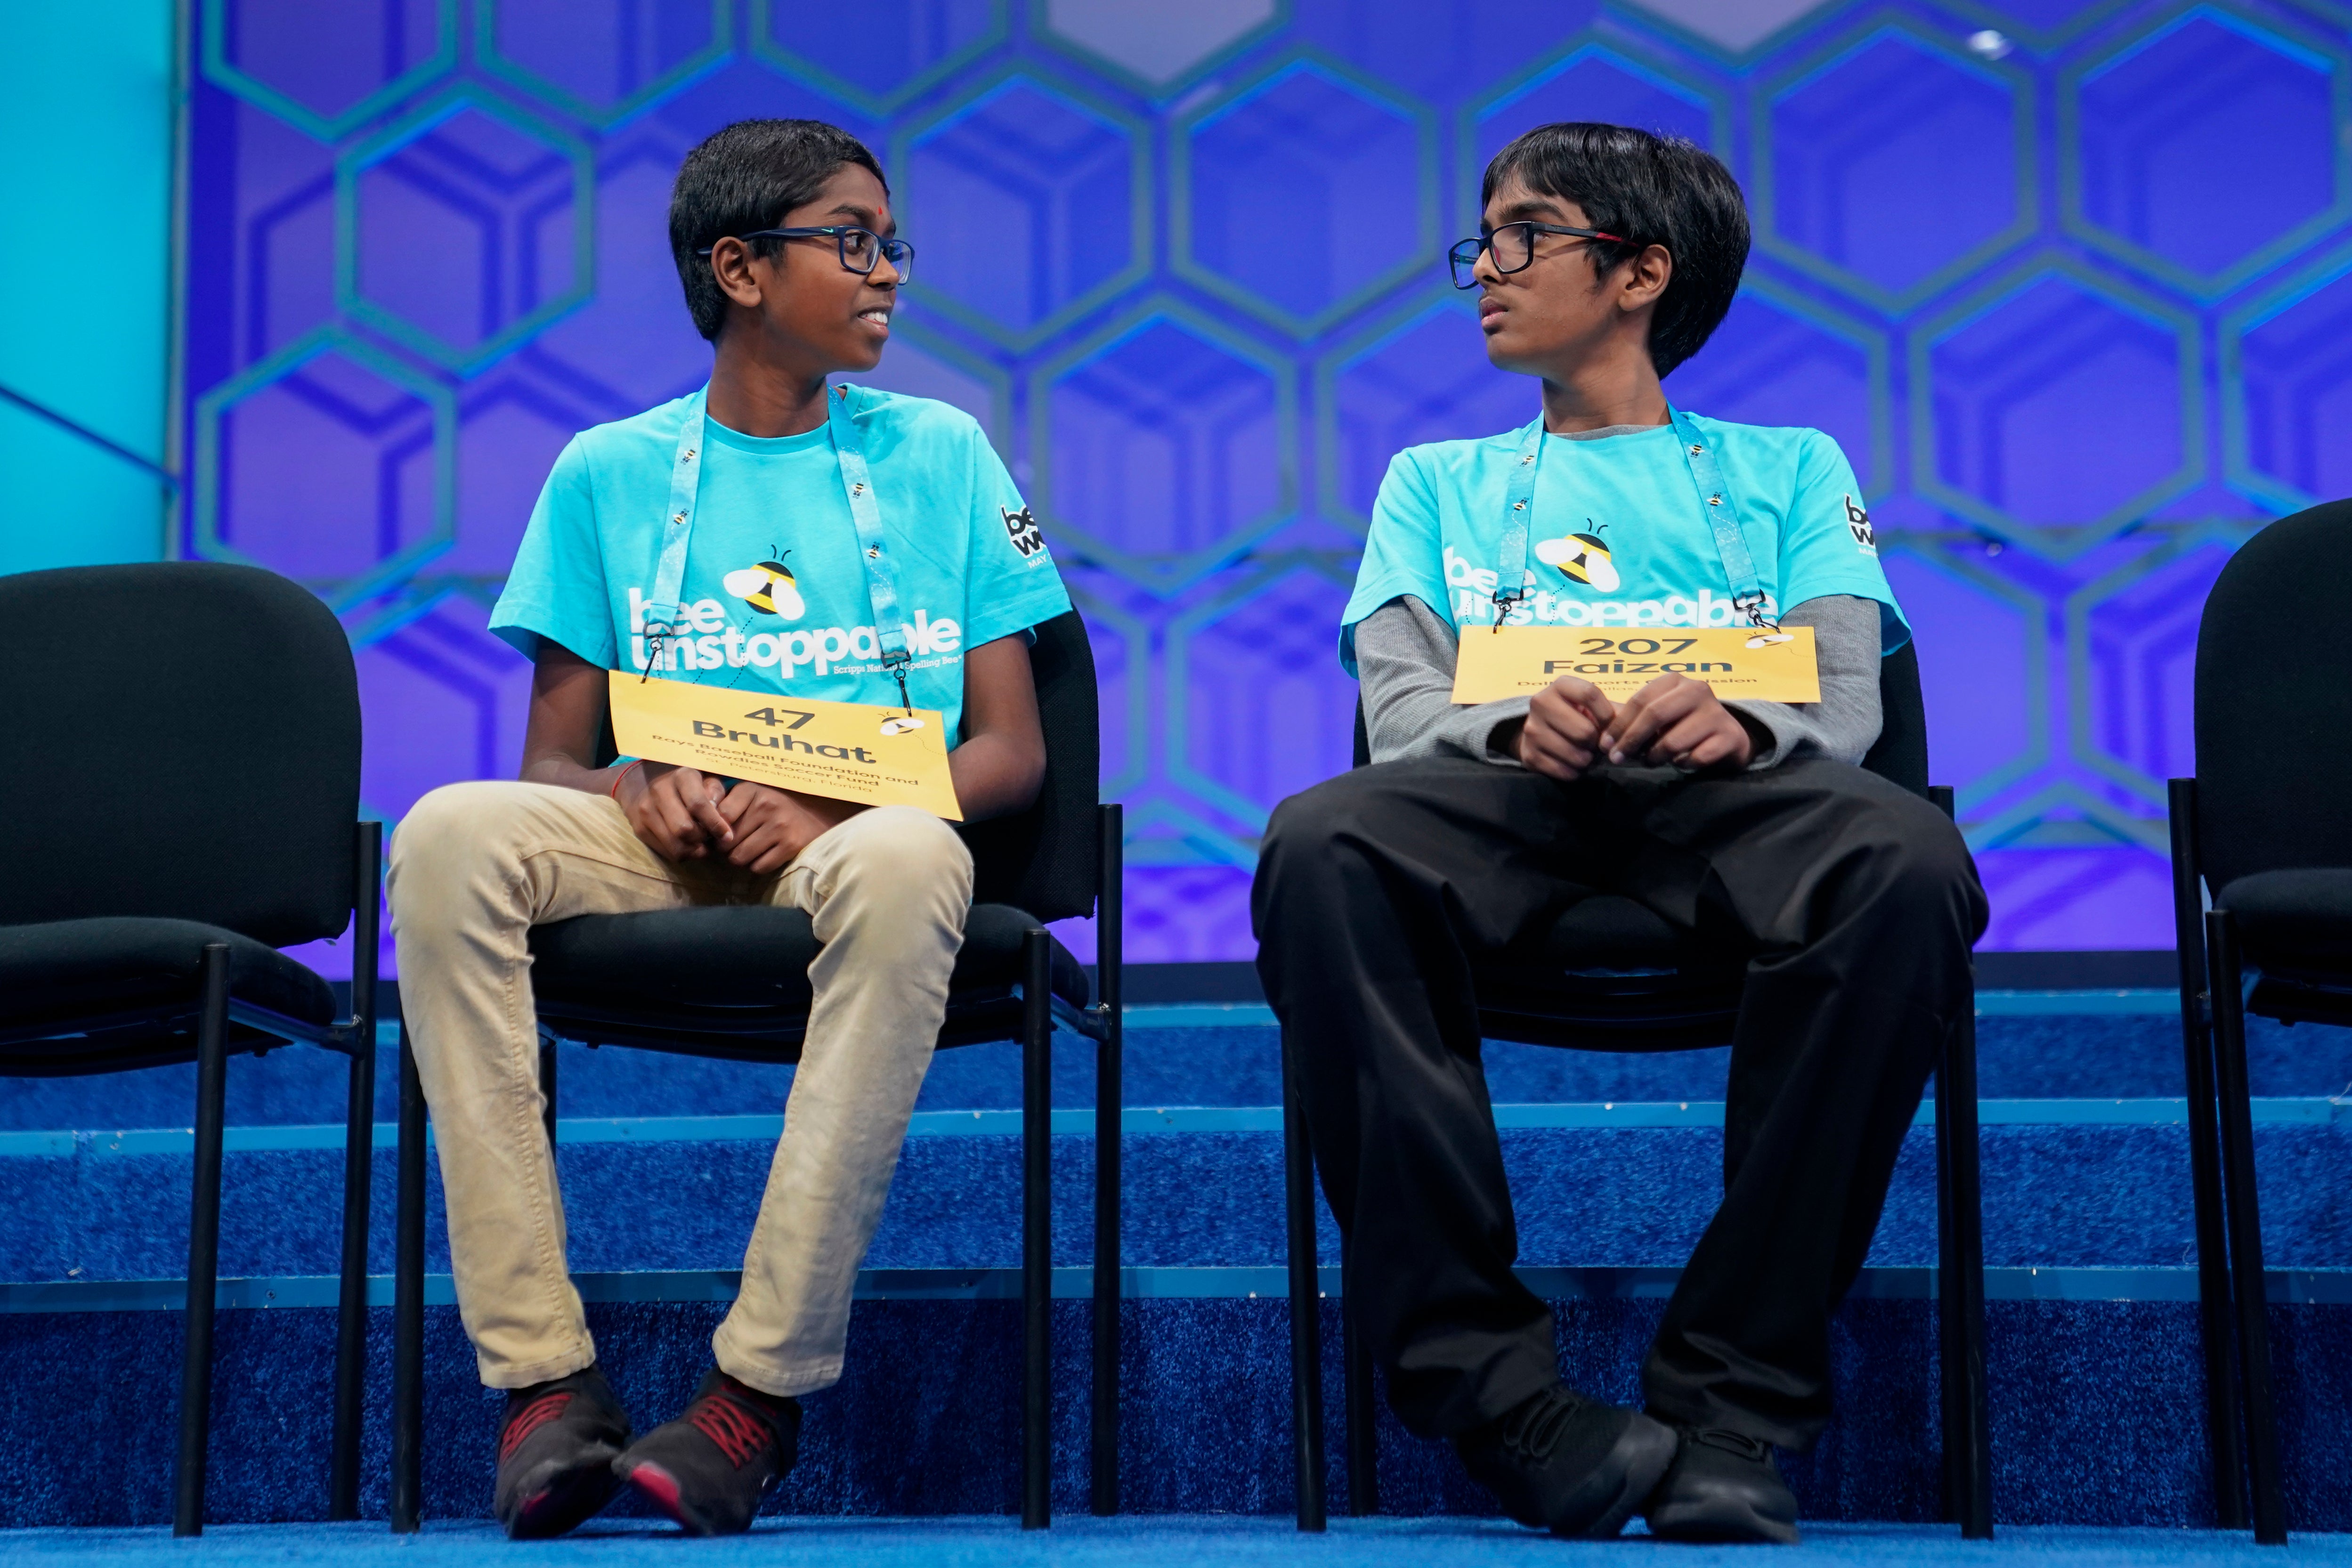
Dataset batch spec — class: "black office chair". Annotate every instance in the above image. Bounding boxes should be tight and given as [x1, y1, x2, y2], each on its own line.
[390, 609, 1123, 1532]
[2165, 497, 2352, 1546]
[1280, 639, 1993, 1537]
[0, 562, 380, 1537]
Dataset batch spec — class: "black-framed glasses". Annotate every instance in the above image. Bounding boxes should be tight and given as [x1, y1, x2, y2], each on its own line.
[1448, 221, 1627, 288]
[697, 225, 915, 284]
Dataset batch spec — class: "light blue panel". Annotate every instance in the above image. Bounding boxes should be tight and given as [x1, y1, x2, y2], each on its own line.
[0, 401, 169, 574]
[0, 0, 172, 572]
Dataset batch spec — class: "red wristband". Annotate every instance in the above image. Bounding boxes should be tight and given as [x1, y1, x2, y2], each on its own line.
[609, 759, 645, 800]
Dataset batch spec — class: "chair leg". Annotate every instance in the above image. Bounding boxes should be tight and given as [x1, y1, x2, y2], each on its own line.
[1091, 802, 1124, 1519]
[329, 1005, 377, 1520]
[173, 943, 232, 1538]
[2206, 912, 2287, 1544]
[1933, 997, 1993, 1539]
[1089, 1023, 1121, 1519]
[1281, 1029, 1326, 1533]
[1020, 929, 1053, 1530]
[390, 1031, 428, 1533]
[1342, 1266, 1378, 1516]
[331, 821, 381, 1522]
[2173, 781, 2248, 1527]
[1935, 1045, 1956, 1524]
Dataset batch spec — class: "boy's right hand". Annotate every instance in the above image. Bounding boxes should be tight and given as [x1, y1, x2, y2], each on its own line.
[1516, 675, 1616, 782]
[618, 761, 737, 861]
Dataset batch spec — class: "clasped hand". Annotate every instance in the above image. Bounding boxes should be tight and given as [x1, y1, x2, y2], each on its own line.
[1515, 671, 1752, 782]
[617, 763, 858, 873]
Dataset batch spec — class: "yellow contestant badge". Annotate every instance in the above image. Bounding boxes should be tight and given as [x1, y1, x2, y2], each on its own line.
[608, 671, 962, 820]
[1451, 625, 1820, 705]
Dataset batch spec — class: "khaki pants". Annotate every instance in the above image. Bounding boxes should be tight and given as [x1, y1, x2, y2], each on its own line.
[385, 781, 971, 1397]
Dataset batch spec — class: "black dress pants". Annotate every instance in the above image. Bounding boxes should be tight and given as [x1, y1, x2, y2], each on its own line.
[1251, 756, 1987, 1450]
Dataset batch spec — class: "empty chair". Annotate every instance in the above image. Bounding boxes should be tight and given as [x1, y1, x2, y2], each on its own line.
[2167, 496, 2352, 1544]
[0, 562, 380, 1536]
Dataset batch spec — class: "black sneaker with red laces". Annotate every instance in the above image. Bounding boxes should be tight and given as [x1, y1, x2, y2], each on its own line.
[493, 1365, 632, 1539]
[614, 1368, 802, 1536]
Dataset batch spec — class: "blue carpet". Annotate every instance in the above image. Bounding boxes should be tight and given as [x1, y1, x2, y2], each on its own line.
[2, 1518, 2349, 1567]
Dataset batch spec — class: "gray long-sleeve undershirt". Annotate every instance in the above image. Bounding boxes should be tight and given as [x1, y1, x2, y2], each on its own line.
[1354, 592, 1884, 770]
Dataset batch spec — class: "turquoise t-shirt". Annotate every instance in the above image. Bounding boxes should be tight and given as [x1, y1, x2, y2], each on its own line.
[1340, 414, 1903, 674]
[491, 386, 1071, 740]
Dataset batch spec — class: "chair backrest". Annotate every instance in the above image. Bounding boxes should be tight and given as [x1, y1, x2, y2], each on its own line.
[0, 562, 360, 944]
[1351, 634, 1931, 796]
[959, 609, 1101, 922]
[1865, 639, 1930, 797]
[2194, 498, 2352, 890]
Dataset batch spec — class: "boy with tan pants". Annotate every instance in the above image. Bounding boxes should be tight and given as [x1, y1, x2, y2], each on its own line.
[387, 119, 1070, 1539]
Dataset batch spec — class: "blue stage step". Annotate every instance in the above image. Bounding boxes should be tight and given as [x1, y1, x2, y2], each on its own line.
[2, 996, 2347, 1531]
[3, 1293, 2348, 1529]
[8, 996, 2352, 1131]
[3, 1109, 2351, 1283]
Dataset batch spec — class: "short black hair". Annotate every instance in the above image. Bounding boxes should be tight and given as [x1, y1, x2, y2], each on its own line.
[669, 119, 888, 342]
[1480, 123, 1749, 377]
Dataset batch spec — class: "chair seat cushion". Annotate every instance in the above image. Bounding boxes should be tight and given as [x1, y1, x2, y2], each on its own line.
[530, 902, 1090, 1017]
[1482, 894, 1735, 983]
[0, 917, 338, 1066]
[2218, 869, 2352, 975]
[1541, 894, 1695, 970]
[1469, 894, 1744, 1051]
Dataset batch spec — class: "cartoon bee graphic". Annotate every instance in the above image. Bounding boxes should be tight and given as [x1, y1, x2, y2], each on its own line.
[1533, 521, 1620, 592]
[722, 551, 803, 619]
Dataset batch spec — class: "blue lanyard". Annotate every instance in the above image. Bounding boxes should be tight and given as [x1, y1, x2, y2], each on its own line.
[1490, 406, 1773, 629]
[644, 382, 913, 700]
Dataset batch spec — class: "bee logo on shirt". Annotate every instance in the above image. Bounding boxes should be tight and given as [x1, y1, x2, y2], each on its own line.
[1001, 505, 1045, 559]
[1533, 522, 1620, 593]
[1844, 494, 1876, 553]
[722, 552, 804, 619]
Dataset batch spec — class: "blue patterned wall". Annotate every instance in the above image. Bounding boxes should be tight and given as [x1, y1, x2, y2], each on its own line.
[180, 0, 2352, 965]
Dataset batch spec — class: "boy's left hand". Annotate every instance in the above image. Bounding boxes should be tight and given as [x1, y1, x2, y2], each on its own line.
[717, 782, 866, 874]
[1598, 673, 1753, 773]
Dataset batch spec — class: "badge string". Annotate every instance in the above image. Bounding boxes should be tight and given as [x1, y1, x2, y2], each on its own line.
[645, 383, 925, 715]
[1489, 411, 1791, 650]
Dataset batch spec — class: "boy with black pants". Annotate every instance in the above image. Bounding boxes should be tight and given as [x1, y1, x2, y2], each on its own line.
[386, 121, 1070, 1538]
[1253, 124, 1986, 1542]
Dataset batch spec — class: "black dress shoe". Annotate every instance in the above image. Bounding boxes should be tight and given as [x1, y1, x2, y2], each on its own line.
[1454, 1383, 1679, 1538]
[1644, 1426, 1800, 1544]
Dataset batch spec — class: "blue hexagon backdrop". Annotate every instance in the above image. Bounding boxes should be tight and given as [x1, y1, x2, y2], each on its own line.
[180, 0, 2352, 967]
